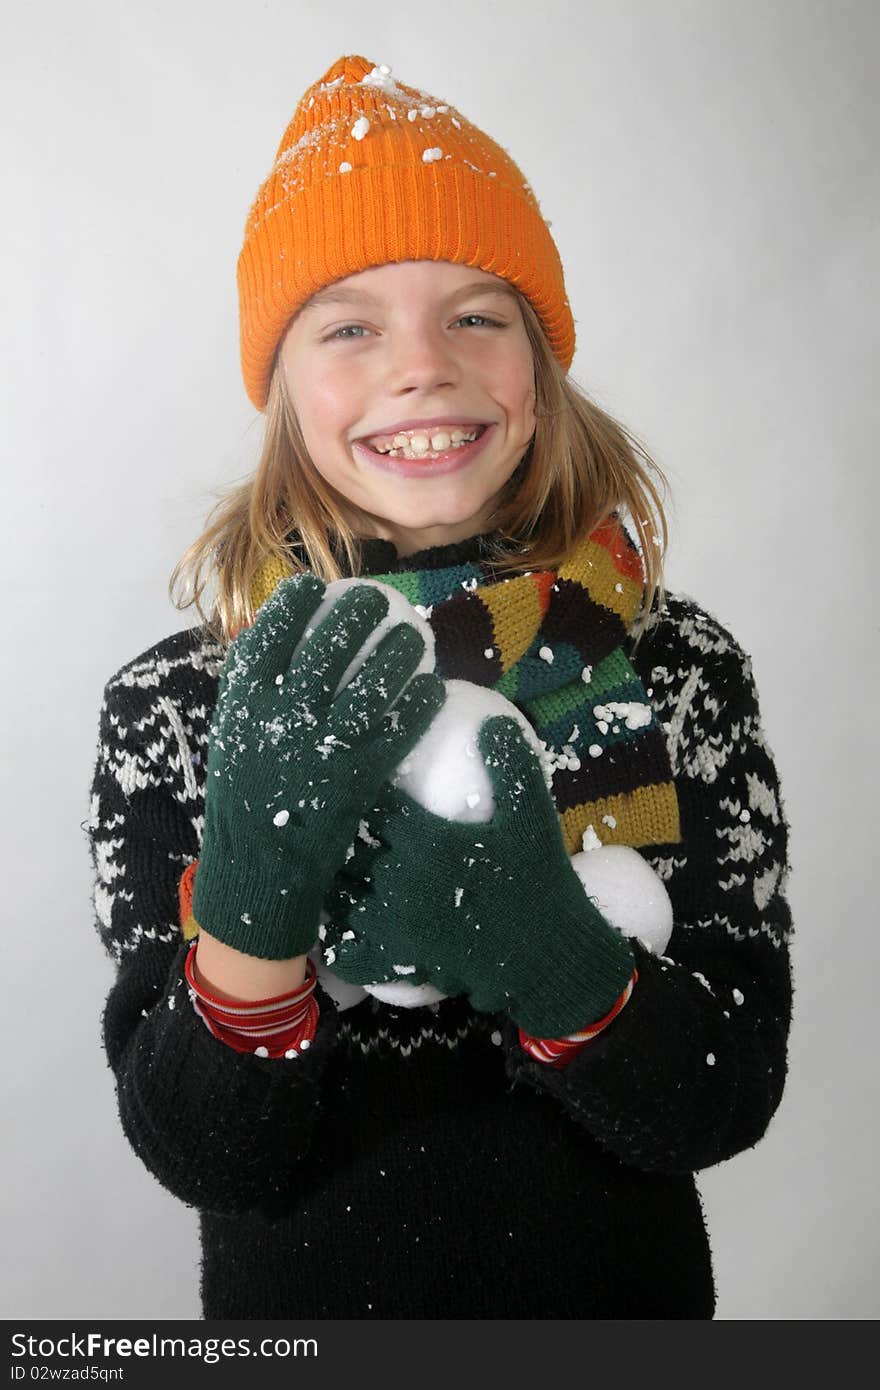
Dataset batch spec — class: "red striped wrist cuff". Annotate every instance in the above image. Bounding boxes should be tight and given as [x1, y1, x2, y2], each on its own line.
[517, 969, 638, 1067]
[184, 942, 320, 1059]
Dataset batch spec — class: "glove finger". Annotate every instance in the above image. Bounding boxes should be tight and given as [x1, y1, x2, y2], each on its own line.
[334, 828, 383, 884]
[477, 716, 550, 824]
[372, 672, 447, 772]
[285, 583, 390, 706]
[331, 624, 429, 740]
[321, 899, 391, 982]
[224, 574, 326, 692]
[467, 982, 508, 1015]
[323, 936, 388, 984]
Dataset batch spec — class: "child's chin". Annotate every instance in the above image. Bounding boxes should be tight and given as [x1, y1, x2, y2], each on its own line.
[363, 979, 448, 1008]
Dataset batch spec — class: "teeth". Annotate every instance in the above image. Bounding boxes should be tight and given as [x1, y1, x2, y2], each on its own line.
[366, 425, 482, 455]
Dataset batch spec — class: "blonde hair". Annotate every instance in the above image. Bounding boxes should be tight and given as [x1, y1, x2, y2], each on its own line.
[170, 290, 669, 647]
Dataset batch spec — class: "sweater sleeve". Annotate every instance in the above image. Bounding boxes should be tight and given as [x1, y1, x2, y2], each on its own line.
[502, 598, 793, 1176]
[86, 633, 339, 1217]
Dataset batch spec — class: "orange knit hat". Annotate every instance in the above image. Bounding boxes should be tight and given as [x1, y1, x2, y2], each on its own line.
[237, 55, 575, 410]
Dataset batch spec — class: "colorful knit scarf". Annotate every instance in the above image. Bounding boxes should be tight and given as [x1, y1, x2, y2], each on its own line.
[250, 517, 681, 856]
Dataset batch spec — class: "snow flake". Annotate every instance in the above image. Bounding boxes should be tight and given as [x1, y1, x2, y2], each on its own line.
[338, 161, 353, 173]
[706, 1053, 716, 1066]
[360, 63, 398, 94]
[581, 824, 602, 852]
[423, 147, 443, 163]
[538, 646, 554, 664]
[594, 700, 652, 731]
[357, 819, 381, 847]
[273, 809, 290, 827]
[351, 116, 370, 141]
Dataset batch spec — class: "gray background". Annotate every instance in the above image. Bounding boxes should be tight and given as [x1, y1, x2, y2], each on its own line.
[3, 0, 877, 1319]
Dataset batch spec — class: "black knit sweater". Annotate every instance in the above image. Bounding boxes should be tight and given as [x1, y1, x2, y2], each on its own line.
[86, 536, 792, 1319]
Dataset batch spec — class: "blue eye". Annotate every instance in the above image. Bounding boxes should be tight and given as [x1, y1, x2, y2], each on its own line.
[328, 324, 368, 340]
[323, 314, 505, 342]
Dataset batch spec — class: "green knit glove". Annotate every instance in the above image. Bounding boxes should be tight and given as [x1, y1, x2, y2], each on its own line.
[323, 716, 635, 1037]
[192, 573, 445, 960]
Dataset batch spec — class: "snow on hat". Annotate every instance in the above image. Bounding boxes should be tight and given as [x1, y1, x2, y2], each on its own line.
[237, 54, 575, 410]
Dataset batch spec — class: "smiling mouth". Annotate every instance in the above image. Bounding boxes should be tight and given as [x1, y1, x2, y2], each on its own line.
[357, 424, 489, 461]
[352, 423, 495, 477]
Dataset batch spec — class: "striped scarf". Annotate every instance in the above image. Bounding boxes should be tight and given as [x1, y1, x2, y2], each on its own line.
[250, 516, 680, 855]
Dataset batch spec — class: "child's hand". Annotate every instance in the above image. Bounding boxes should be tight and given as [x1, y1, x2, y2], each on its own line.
[323, 717, 634, 1037]
[192, 574, 445, 961]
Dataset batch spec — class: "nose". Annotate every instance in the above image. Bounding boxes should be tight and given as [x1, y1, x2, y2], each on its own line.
[386, 321, 460, 396]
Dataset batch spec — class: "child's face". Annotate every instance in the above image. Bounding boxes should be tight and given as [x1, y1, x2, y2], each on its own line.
[279, 260, 537, 555]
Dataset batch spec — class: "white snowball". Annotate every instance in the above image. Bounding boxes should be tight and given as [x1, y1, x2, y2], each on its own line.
[363, 979, 447, 1007]
[390, 679, 549, 822]
[291, 577, 436, 697]
[569, 845, 674, 955]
